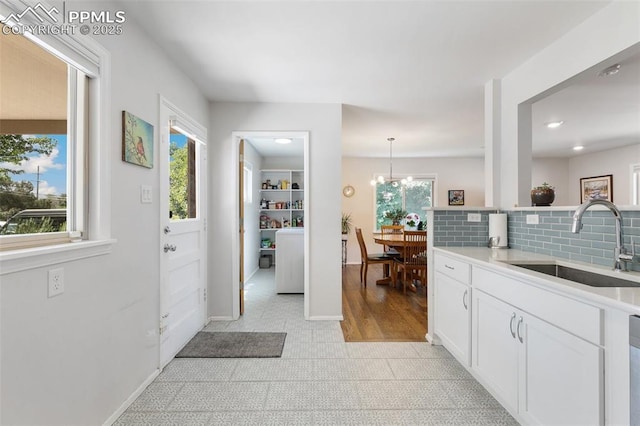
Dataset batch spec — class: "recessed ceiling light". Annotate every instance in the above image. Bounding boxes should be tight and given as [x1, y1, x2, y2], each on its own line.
[545, 121, 564, 129]
[275, 138, 292, 144]
[573, 145, 584, 151]
[598, 63, 621, 77]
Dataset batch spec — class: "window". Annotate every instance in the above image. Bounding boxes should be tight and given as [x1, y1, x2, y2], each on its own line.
[169, 129, 197, 220]
[0, 27, 89, 249]
[374, 177, 434, 230]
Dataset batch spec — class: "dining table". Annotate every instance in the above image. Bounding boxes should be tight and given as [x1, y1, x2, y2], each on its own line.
[373, 230, 427, 290]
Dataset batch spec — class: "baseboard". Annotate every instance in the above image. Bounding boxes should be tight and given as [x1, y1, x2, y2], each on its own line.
[208, 315, 234, 321]
[246, 266, 259, 281]
[308, 315, 344, 321]
[426, 332, 442, 345]
[103, 368, 160, 426]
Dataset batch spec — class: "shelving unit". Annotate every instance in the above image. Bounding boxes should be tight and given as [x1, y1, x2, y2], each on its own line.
[259, 170, 304, 261]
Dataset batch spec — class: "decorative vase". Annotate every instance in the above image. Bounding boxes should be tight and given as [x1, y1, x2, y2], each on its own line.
[531, 188, 555, 206]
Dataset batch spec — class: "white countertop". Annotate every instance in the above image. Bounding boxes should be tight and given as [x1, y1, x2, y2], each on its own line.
[433, 246, 640, 313]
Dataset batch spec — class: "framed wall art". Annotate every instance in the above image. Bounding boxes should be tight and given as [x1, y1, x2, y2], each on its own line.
[448, 190, 465, 206]
[580, 174, 613, 202]
[122, 111, 154, 168]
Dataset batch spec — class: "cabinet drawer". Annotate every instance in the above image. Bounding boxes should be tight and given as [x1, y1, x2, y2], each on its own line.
[473, 266, 602, 345]
[434, 253, 470, 285]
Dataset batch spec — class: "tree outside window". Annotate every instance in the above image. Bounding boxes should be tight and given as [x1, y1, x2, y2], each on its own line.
[375, 179, 433, 230]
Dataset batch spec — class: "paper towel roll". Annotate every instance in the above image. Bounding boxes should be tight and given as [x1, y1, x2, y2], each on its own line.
[488, 213, 508, 248]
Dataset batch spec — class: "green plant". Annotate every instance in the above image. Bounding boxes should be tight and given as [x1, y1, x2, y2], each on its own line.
[384, 208, 408, 224]
[533, 182, 555, 190]
[341, 212, 352, 234]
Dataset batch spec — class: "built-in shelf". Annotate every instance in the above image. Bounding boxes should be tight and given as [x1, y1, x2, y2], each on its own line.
[259, 169, 304, 254]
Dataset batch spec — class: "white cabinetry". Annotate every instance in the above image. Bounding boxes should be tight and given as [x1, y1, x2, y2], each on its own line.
[472, 266, 603, 425]
[433, 253, 471, 366]
[259, 170, 304, 261]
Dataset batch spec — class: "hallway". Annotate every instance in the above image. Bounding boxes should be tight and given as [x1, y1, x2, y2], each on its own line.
[116, 268, 516, 425]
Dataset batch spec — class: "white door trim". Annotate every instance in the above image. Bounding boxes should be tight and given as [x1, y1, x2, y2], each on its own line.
[231, 131, 310, 319]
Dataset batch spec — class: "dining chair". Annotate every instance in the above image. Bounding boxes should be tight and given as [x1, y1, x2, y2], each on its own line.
[355, 227, 392, 287]
[380, 224, 404, 255]
[392, 230, 427, 293]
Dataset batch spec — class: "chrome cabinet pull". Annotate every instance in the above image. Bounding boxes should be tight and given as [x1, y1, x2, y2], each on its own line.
[462, 289, 468, 310]
[164, 226, 171, 234]
[163, 244, 177, 253]
[445, 264, 455, 270]
[517, 316, 524, 343]
[509, 313, 516, 338]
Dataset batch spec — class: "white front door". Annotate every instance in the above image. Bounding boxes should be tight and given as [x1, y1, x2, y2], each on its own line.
[159, 97, 207, 368]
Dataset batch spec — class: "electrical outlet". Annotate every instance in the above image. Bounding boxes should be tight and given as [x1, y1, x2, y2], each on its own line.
[526, 214, 540, 225]
[467, 213, 482, 222]
[48, 268, 64, 297]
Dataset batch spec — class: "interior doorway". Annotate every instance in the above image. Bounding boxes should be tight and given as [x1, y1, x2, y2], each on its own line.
[231, 131, 310, 319]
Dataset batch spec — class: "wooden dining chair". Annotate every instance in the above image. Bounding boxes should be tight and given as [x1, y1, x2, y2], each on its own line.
[380, 224, 404, 254]
[392, 230, 427, 293]
[355, 227, 392, 287]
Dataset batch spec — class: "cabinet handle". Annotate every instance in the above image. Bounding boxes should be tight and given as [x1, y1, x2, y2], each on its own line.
[462, 290, 468, 310]
[509, 313, 516, 338]
[517, 316, 524, 343]
[444, 264, 455, 270]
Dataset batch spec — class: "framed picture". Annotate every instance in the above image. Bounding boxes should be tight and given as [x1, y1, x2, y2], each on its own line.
[580, 174, 613, 202]
[448, 190, 465, 206]
[122, 111, 154, 168]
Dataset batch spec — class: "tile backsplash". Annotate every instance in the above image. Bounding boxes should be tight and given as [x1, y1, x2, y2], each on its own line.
[508, 209, 640, 271]
[432, 209, 495, 247]
[431, 208, 640, 271]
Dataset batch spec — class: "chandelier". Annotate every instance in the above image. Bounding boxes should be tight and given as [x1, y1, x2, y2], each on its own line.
[370, 137, 413, 187]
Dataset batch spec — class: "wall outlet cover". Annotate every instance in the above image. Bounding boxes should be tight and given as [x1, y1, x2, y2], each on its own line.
[467, 213, 482, 222]
[48, 268, 64, 297]
[526, 214, 540, 225]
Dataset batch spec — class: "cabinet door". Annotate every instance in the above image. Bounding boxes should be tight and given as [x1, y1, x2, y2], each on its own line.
[434, 271, 471, 366]
[519, 313, 603, 426]
[472, 290, 519, 411]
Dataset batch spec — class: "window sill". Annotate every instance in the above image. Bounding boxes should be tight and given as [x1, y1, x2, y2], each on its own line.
[0, 239, 116, 275]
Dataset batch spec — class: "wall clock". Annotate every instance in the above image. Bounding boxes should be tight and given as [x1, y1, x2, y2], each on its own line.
[343, 185, 355, 197]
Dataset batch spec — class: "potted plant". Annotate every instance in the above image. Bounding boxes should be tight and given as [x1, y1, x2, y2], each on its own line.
[384, 208, 408, 225]
[531, 182, 555, 206]
[341, 212, 352, 235]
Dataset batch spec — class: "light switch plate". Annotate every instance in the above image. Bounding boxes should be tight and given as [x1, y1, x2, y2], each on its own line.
[526, 214, 540, 225]
[467, 213, 481, 222]
[141, 185, 152, 203]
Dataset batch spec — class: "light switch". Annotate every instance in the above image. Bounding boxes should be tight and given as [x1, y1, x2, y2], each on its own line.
[141, 185, 152, 203]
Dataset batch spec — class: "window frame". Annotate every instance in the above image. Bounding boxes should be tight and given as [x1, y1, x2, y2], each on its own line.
[372, 174, 437, 231]
[0, 2, 113, 274]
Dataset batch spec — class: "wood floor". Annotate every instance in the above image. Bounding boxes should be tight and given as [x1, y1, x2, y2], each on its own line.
[340, 263, 428, 342]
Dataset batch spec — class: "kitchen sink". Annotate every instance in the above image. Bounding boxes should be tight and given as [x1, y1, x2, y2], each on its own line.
[508, 263, 640, 288]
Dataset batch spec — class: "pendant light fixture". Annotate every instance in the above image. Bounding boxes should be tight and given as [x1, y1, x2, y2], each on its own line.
[370, 137, 413, 187]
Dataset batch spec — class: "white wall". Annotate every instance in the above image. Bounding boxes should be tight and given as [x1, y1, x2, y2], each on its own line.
[243, 141, 262, 279]
[498, 1, 640, 208]
[342, 156, 484, 264]
[0, 3, 210, 423]
[568, 143, 640, 206]
[208, 102, 343, 320]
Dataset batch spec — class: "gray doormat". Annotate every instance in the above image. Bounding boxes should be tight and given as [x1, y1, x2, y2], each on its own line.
[176, 331, 287, 358]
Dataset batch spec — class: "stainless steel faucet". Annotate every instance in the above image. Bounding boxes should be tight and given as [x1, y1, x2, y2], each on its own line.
[571, 198, 635, 272]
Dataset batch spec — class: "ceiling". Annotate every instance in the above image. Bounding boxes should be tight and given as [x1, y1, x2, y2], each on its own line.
[120, 1, 638, 158]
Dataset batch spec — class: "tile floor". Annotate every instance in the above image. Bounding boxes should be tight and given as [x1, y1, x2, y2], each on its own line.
[115, 268, 518, 425]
